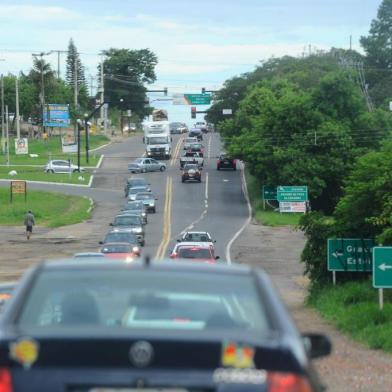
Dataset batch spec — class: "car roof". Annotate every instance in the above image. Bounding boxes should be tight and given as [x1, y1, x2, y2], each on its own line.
[38, 259, 252, 276]
[174, 241, 213, 249]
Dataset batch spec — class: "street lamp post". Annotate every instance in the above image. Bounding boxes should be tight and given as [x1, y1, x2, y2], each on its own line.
[84, 113, 90, 164]
[120, 98, 124, 135]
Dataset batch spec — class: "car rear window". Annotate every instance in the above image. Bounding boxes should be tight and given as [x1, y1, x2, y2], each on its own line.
[104, 232, 137, 243]
[177, 247, 212, 259]
[114, 216, 140, 226]
[101, 245, 131, 253]
[16, 269, 272, 334]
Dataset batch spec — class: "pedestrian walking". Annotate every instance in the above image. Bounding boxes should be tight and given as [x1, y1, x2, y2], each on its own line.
[24, 210, 35, 240]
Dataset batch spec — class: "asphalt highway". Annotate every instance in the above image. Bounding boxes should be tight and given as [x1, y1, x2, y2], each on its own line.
[0, 133, 250, 261]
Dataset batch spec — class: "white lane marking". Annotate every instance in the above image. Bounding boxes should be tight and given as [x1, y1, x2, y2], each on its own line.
[205, 172, 209, 200]
[207, 135, 212, 159]
[225, 161, 252, 265]
[223, 179, 229, 182]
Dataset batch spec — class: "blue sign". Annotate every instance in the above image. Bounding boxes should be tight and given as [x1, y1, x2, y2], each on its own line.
[43, 104, 70, 128]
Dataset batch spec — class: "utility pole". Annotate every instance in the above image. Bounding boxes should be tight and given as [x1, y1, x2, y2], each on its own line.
[74, 59, 78, 138]
[5, 105, 9, 165]
[349, 35, 352, 51]
[15, 77, 20, 139]
[99, 58, 107, 132]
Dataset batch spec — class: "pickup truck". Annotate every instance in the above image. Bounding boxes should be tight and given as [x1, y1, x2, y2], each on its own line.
[180, 151, 204, 168]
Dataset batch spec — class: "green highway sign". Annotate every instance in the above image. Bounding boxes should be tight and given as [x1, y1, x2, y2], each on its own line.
[184, 94, 211, 105]
[262, 186, 277, 200]
[327, 238, 375, 272]
[373, 247, 392, 288]
[277, 186, 308, 202]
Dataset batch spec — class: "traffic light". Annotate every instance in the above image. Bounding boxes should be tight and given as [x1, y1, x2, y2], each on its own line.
[202, 87, 206, 94]
[164, 87, 168, 96]
[191, 107, 196, 119]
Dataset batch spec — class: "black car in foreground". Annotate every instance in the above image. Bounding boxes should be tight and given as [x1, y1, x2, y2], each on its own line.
[182, 163, 202, 183]
[0, 259, 330, 391]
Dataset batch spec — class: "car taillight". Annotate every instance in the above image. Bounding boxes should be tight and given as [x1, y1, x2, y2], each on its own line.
[268, 372, 312, 392]
[0, 368, 12, 392]
[233, 159, 237, 165]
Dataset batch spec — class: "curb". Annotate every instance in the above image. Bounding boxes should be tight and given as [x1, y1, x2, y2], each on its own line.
[95, 154, 104, 169]
[0, 175, 94, 188]
[86, 197, 95, 213]
[90, 141, 112, 152]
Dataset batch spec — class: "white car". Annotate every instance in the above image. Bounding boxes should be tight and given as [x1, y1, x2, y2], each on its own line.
[177, 231, 215, 246]
[45, 160, 84, 174]
[128, 158, 167, 173]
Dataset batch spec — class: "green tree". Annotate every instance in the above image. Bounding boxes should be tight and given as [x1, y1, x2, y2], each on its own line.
[361, 0, 392, 106]
[101, 48, 158, 118]
[66, 38, 86, 88]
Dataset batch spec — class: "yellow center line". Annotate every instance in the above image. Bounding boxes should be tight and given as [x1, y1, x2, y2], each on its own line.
[170, 135, 184, 166]
[155, 176, 172, 260]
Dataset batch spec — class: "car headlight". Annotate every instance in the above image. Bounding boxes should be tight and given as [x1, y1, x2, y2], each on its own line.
[133, 227, 142, 233]
[132, 246, 140, 254]
[142, 212, 146, 217]
[125, 256, 134, 263]
[149, 202, 154, 206]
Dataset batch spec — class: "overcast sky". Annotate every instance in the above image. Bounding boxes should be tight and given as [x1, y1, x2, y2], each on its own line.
[0, 0, 381, 122]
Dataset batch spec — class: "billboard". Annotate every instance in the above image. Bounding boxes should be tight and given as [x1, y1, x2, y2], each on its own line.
[61, 135, 77, 153]
[15, 138, 28, 155]
[43, 104, 70, 128]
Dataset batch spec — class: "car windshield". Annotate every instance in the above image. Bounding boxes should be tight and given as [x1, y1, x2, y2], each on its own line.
[133, 158, 144, 164]
[184, 233, 210, 242]
[147, 137, 167, 144]
[128, 179, 146, 187]
[101, 245, 132, 253]
[104, 232, 137, 243]
[136, 193, 152, 200]
[16, 269, 272, 334]
[114, 215, 140, 226]
[177, 247, 212, 259]
[123, 203, 143, 211]
[129, 187, 147, 194]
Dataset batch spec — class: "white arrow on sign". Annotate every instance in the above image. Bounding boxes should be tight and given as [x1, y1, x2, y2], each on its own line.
[332, 251, 344, 258]
[378, 263, 392, 271]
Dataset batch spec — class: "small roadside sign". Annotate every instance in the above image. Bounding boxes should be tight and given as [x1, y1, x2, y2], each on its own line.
[262, 186, 277, 200]
[279, 201, 306, 213]
[10, 180, 27, 202]
[14, 138, 28, 155]
[222, 109, 232, 115]
[328, 238, 374, 272]
[277, 186, 308, 202]
[373, 247, 392, 288]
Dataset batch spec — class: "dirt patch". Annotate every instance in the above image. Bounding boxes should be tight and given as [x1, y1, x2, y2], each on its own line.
[231, 220, 392, 392]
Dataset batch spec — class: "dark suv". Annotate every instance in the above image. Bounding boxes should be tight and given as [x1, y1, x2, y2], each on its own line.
[217, 153, 236, 170]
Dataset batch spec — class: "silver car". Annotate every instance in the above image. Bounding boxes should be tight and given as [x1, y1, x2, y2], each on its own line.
[128, 158, 166, 173]
[45, 160, 84, 174]
[135, 192, 158, 213]
[127, 185, 151, 201]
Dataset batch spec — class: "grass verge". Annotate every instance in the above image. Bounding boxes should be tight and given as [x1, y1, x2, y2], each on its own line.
[0, 166, 91, 185]
[0, 134, 108, 166]
[245, 169, 302, 227]
[309, 281, 392, 352]
[0, 188, 92, 227]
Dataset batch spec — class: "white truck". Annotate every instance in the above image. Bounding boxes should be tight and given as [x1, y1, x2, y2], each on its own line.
[143, 120, 172, 159]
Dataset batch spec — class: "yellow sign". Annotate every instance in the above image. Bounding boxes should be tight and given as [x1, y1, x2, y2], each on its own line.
[10, 338, 39, 369]
[221, 342, 255, 369]
[11, 180, 26, 194]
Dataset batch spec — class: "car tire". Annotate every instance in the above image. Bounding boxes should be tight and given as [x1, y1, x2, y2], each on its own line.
[47, 169, 55, 174]
[182, 178, 185, 183]
[160, 166, 166, 172]
[152, 207, 156, 213]
[141, 168, 147, 173]
[73, 169, 80, 173]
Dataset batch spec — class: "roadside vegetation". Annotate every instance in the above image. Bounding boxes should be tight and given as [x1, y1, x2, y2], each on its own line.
[0, 166, 91, 185]
[1, 134, 107, 166]
[207, 0, 392, 352]
[246, 170, 301, 227]
[309, 281, 392, 352]
[0, 189, 91, 227]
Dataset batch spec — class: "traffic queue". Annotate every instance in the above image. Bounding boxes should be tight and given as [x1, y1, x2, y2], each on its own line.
[0, 122, 332, 391]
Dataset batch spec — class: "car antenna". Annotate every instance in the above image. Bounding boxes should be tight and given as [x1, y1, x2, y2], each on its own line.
[144, 255, 151, 267]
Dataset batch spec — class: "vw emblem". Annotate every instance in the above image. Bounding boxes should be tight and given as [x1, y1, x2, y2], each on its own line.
[129, 341, 154, 367]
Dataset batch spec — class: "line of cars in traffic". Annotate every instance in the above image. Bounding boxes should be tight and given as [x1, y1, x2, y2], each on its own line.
[0, 121, 332, 391]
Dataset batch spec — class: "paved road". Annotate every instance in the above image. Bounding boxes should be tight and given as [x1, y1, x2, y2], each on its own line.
[0, 133, 249, 262]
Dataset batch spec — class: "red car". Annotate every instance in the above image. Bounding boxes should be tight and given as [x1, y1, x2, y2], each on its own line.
[100, 242, 141, 261]
[170, 244, 219, 263]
